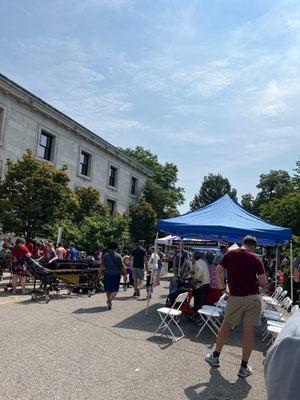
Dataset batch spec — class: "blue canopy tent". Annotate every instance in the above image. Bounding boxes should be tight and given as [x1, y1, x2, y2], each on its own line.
[158, 194, 291, 245]
[157, 194, 294, 300]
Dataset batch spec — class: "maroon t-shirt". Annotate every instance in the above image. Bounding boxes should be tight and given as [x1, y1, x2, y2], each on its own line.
[220, 248, 265, 296]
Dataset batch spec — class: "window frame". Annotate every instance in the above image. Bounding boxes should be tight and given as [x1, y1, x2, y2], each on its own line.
[108, 165, 118, 188]
[106, 198, 117, 216]
[0, 104, 8, 147]
[130, 176, 138, 197]
[79, 151, 90, 177]
[78, 147, 93, 180]
[38, 131, 53, 161]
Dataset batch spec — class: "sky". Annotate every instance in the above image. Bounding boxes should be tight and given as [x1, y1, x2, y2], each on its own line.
[0, 0, 300, 212]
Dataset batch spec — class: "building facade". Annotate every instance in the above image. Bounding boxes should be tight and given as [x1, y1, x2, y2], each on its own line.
[0, 74, 150, 215]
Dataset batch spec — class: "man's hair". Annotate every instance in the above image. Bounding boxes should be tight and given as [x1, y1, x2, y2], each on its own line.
[243, 235, 258, 248]
[70, 242, 75, 247]
[109, 241, 119, 250]
[57, 242, 62, 247]
[138, 240, 145, 246]
[16, 238, 24, 245]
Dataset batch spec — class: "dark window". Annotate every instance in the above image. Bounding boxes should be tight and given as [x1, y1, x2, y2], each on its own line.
[80, 152, 90, 176]
[38, 131, 53, 161]
[107, 199, 116, 216]
[109, 166, 117, 187]
[131, 177, 137, 196]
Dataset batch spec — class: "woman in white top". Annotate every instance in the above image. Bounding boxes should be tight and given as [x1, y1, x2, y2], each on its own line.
[146, 246, 160, 295]
[191, 252, 211, 314]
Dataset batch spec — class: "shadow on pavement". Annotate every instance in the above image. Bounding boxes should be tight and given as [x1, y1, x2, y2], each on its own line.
[147, 335, 174, 350]
[185, 368, 251, 400]
[73, 306, 109, 314]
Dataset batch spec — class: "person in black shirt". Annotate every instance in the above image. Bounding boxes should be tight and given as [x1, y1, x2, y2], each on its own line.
[131, 240, 148, 297]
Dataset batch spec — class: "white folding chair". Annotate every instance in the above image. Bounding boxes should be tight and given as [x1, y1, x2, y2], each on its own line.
[262, 297, 292, 322]
[263, 305, 299, 345]
[264, 290, 287, 309]
[262, 286, 283, 303]
[154, 292, 189, 342]
[196, 294, 227, 338]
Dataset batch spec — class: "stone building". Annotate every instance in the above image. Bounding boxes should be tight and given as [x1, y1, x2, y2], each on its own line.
[0, 73, 150, 215]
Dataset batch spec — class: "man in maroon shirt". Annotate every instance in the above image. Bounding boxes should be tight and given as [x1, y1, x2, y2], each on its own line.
[205, 235, 267, 378]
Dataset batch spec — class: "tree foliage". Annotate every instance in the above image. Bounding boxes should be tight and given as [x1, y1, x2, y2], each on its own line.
[190, 173, 237, 210]
[129, 200, 157, 244]
[58, 213, 130, 255]
[71, 186, 107, 224]
[120, 146, 184, 218]
[254, 170, 294, 210]
[0, 150, 72, 238]
[241, 193, 255, 212]
[259, 192, 300, 236]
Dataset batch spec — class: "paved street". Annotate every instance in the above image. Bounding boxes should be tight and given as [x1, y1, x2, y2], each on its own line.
[0, 282, 267, 400]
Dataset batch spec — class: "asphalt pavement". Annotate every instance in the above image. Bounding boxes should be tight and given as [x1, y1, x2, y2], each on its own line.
[0, 282, 267, 400]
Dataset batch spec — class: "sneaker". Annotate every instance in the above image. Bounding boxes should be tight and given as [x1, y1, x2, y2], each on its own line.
[11, 291, 16, 295]
[238, 366, 253, 378]
[205, 353, 220, 368]
[106, 300, 112, 310]
[21, 290, 30, 295]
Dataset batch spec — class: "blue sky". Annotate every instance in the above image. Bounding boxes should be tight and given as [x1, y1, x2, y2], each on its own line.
[1, 0, 300, 212]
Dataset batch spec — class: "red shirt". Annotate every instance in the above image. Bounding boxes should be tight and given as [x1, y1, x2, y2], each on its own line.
[11, 245, 30, 258]
[26, 242, 34, 254]
[220, 248, 265, 296]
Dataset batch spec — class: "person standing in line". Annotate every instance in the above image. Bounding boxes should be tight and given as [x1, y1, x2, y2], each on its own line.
[147, 246, 160, 296]
[56, 242, 66, 260]
[45, 242, 58, 264]
[190, 252, 210, 314]
[102, 242, 127, 309]
[68, 243, 78, 261]
[205, 236, 267, 378]
[156, 247, 165, 285]
[10, 238, 31, 295]
[131, 240, 148, 297]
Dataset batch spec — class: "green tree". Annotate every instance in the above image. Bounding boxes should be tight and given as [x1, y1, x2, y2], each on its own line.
[259, 192, 300, 236]
[294, 159, 300, 190]
[190, 173, 237, 210]
[72, 186, 107, 224]
[241, 193, 255, 212]
[129, 200, 157, 244]
[58, 213, 129, 254]
[0, 150, 72, 239]
[120, 146, 184, 218]
[255, 170, 294, 210]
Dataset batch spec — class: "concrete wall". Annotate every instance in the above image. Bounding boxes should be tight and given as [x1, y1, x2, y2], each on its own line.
[0, 87, 148, 215]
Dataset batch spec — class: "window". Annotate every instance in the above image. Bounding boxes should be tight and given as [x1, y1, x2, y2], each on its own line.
[38, 131, 53, 161]
[80, 151, 90, 176]
[131, 177, 137, 196]
[109, 166, 118, 187]
[107, 199, 116, 216]
[0, 108, 4, 140]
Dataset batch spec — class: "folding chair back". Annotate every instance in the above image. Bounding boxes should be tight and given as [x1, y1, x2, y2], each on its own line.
[273, 286, 283, 299]
[282, 297, 292, 312]
[173, 291, 189, 310]
[278, 290, 287, 302]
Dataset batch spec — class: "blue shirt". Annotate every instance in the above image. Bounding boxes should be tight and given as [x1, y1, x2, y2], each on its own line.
[69, 248, 78, 260]
[103, 252, 123, 275]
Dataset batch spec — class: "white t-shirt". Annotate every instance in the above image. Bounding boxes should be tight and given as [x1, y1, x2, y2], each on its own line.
[148, 253, 160, 270]
[193, 259, 211, 288]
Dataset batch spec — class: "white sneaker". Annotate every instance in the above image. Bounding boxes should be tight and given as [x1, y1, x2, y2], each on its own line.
[238, 365, 253, 378]
[205, 353, 220, 367]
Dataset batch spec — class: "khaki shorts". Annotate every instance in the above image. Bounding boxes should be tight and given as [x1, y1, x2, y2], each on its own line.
[224, 295, 261, 326]
[132, 267, 144, 281]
